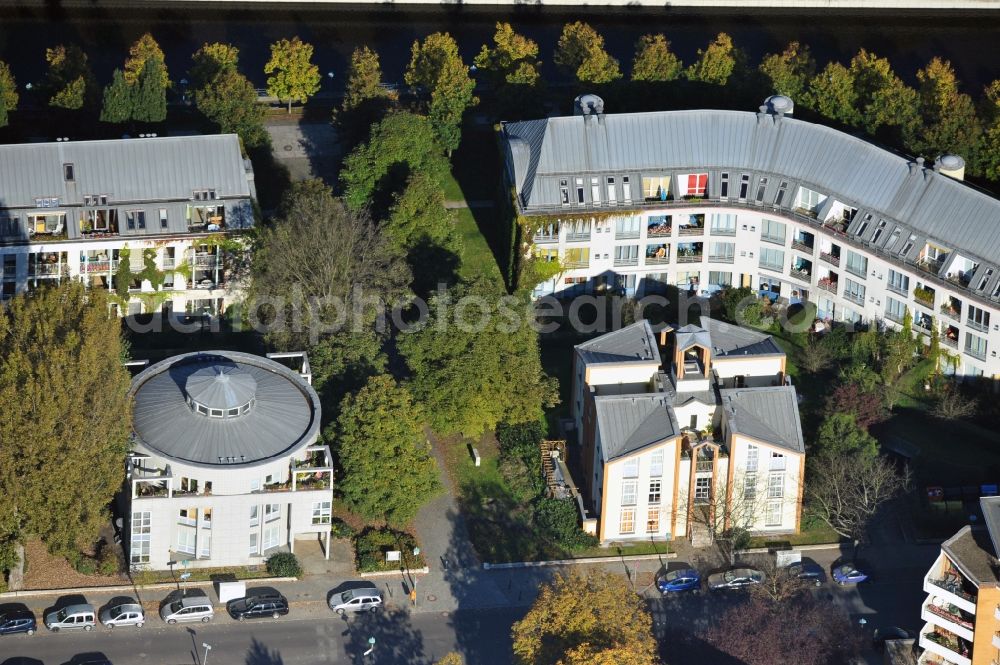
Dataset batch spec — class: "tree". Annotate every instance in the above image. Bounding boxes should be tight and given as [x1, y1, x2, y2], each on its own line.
[553, 22, 622, 84]
[758, 41, 815, 103]
[685, 32, 745, 86]
[405, 33, 477, 154]
[399, 277, 558, 438]
[692, 470, 767, 566]
[340, 111, 450, 213]
[512, 570, 658, 665]
[705, 592, 861, 665]
[980, 80, 1000, 180]
[132, 56, 167, 123]
[265, 36, 321, 114]
[630, 34, 682, 82]
[475, 22, 542, 87]
[808, 450, 909, 550]
[797, 338, 833, 374]
[808, 61, 861, 126]
[124, 33, 169, 88]
[0, 61, 16, 128]
[911, 57, 981, 160]
[0, 282, 132, 564]
[195, 69, 268, 148]
[931, 383, 979, 420]
[310, 328, 387, 424]
[535, 498, 597, 551]
[435, 655, 464, 665]
[336, 375, 440, 525]
[343, 46, 393, 113]
[99, 69, 133, 124]
[823, 384, 888, 430]
[815, 412, 878, 458]
[848, 49, 920, 139]
[190, 42, 240, 90]
[43, 45, 97, 110]
[386, 172, 462, 293]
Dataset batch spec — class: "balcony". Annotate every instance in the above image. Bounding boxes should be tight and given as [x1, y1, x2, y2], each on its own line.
[533, 230, 559, 243]
[82, 260, 111, 273]
[708, 254, 734, 264]
[759, 261, 783, 273]
[922, 598, 975, 641]
[918, 257, 946, 275]
[791, 235, 814, 254]
[819, 250, 840, 267]
[647, 217, 672, 237]
[678, 225, 704, 237]
[564, 259, 589, 269]
[968, 318, 989, 333]
[761, 233, 786, 246]
[193, 254, 220, 268]
[965, 345, 987, 361]
[887, 282, 909, 297]
[789, 260, 812, 282]
[817, 278, 838, 294]
[924, 577, 977, 614]
[614, 256, 639, 267]
[564, 232, 592, 243]
[919, 627, 971, 665]
[844, 291, 865, 306]
[940, 298, 962, 321]
[677, 253, 703, 264]
[915, 316, 933, 334]
[162, 258, 176, 270]
[915, 287, 936, 308]
[695, 460, 713, 473]
[709, 226, 736, 237]
[291, 445, 334, 492]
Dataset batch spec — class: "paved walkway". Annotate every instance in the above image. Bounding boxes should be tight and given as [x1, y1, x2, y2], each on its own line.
[443, 200, 494, 209]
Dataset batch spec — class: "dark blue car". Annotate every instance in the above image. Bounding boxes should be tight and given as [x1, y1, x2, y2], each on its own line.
[833, 562, 869, 585]
[657, 568, 701, 593]
[0, 609, 36, 636]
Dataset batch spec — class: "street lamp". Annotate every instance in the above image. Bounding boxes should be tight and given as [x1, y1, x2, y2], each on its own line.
[202, 643, 212, 665]
[327, 71, 335, 80]
[364, 636, 376, 657]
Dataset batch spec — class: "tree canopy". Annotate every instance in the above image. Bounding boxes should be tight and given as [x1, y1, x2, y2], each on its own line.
[336, 374, 440, 525]
[43, 45, 97, 110]
[0, 61, 16, 128]
[511, 570, 658, 665]
[265, 37, 322, 114]
[0, 282, 132, 568]
[124, 33, 169, 88]
[554, 22, 622, 84]
[631, 34, 683, 82]
[759, 41, 816, 103]
[190, 42, 240, 90]
[195, 69, 268, 148]
[343, 46, 394, 113]
[815, 413, 878, 458]
[685, 32, 745, 86]
[912, 57, 981, 160]
[475, 22, 542, 87]
[99, 69, 133, 124]
[132, 56, 167, 123]
[405, 32, 477, 154]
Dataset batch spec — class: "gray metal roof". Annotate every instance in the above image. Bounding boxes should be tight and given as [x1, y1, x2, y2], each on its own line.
[0, 134, 251, 209]
[700, 317, 783, 357]
[981, 496, 1000, 566]
[576, 319, 659, 365]
[503, 109, 1000, 285]
[719, 386, 805, 454]
[131, 351, 320, 469]
[594, 392, 679, 463]
[185, 365, 258, 411]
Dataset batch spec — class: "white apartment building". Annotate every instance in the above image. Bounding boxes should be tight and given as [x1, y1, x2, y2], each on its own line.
[503, 95, 1000, 379]
[573, 318, 803, 545]
[125, 351, 333, 570]
[0, 134, 255, 317]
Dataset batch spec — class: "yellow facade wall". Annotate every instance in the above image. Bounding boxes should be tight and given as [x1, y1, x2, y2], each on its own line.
[973, 585, 1000, 665]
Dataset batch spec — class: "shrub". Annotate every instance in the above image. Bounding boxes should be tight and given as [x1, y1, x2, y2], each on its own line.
[534, 498, 597, 551]
[497, 421, 545, 465]
[265, 552, 302, 578]
[74, 557, 97, 575]
[353, 527, 422, 573]
[97, 546, 119, 576]
[499, 455, 544, 504]
[330, 518, 356, 539]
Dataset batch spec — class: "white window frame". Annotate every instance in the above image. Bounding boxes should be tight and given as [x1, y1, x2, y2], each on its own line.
[767, 472, 784, 499]
[312, 501, 332, 525]
[620, 508, 636, 534]
[130, 511, 151, 565]
[606, 176, 617, 204]
[743, 473, 757, 500]
[176, 526, 196, 555]
[265, 503, 280, 523]
[745, 444, 758, 472]
[765, 501, 782, 527]
[262, 524, 280, 551]
[648, 479, 662, 504]
[621, 479, 638, 506]
[249, 532, 259, 555]
[646, 507, 661, 534]
[622, 457, 639, 478]
[249, 505, 259, 527]
[622, 176, 632, 202]
[649, 450, 663, 477]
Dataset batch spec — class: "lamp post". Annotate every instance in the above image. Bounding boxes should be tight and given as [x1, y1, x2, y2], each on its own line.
[409, 547, 420, 607]
[202, 643, 212, 665]
[167, 559, 178, 590]
[363, 636, 375, 658]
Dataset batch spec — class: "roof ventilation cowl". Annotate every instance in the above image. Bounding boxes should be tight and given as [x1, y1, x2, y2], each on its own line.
[574, 93, 605, 119]
[934, 154, 966, 181]
[763, 95, 794, 116]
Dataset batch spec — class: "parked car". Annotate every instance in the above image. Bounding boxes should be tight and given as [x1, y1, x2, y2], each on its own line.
[0, 609, 36, 636]
[786, 560, 825, 587]
[227, 591, 289, 621]
[45, 604, 96, 632]
[832, 561, 869, 585]
[873, 626, 911, 652]
[707, 568, 764, 591]
[656, 568, 702, 593]
[328, 583, 383, 615]
[159, 590, 214, 625]
[99, 602, 144, 628]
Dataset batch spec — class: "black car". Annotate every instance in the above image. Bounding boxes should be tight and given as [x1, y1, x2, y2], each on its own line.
[226, 593, 289, 621]
[873, 626, 911, 652]
[0, 610, 36, 636]
[786, 560, 825, 587]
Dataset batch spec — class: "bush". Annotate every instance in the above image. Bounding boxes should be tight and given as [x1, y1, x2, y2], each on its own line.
[330, 518, 356, 539]
[534, 498, 597, 551]
[97, 546, 119, 576]
[497, 421, 545, 465]
[265, 552, 302, 578]
[499, 455, 544, 504]
[74, 557, 97, 575]
[353, 527, 423, 573]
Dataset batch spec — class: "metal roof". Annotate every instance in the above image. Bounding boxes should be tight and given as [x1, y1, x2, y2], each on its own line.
[131, 351, 320, 469]
[575, 319, 659, 365]
[503, 109, 1000, 279]
[594, 392, 679, 463]
[719, 386, 805, 454]
[981, 496, 1000, 567]
[185, 365, 258, 411]
[699, 317, 783, 357]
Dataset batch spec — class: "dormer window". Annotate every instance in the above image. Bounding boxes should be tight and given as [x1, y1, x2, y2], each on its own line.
[193, 189, 217, 201]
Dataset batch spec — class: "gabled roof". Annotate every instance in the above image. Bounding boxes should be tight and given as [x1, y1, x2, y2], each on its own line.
[700, 317, 784, 358]
[594, 393, 679, 463]
[674, 324, 712, 353]
[576, 319, 659, 365]
[720, 386, 804, 454]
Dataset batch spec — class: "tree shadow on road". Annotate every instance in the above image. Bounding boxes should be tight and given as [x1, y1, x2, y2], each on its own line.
[246, 638, 284, 665]
[341, 606, 426, 665]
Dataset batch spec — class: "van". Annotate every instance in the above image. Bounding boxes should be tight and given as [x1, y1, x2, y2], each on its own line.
[44, 604, 96, 632]
[159, 590, 214, 625]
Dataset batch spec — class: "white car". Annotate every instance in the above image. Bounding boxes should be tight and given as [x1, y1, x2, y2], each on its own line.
[100, 602, 145, 628]
[328, 583, 383, 615]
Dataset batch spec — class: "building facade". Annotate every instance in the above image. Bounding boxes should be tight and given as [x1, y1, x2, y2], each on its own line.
[503, 97, 1000, 379]
[573, 318, 804, 545]
[125, 351, 332, 570]
[0, 134, 255, 317]
[918, 496, 1000, 665]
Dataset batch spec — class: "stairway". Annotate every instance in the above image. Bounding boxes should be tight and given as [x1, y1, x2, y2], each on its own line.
[689, 506, 714, 549]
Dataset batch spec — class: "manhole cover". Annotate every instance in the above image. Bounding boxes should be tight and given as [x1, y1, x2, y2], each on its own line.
[284, 144, 293, 151]
[426, 594, 437, 602]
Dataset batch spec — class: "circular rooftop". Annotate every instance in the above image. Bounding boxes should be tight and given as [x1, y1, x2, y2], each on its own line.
[130, 351, 320, 468]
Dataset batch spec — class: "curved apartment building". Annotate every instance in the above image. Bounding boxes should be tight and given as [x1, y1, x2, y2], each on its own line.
[502, 97, 1000, 379]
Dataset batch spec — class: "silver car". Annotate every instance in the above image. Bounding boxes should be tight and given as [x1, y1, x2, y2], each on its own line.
[707, 567, 764, 591]
[328, 583, 383, 615]
[44, 603, 96, 632]
[100, 602, 145, 628]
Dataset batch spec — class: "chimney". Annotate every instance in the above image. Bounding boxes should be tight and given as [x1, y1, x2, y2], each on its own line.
[574, 93, 606, 121]
[934, 154, 966, 181]
[762, 95, 794, 117]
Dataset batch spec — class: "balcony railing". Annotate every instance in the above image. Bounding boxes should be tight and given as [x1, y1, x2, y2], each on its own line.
[708, 255, 735, 264]
[759, 262, 783, 273]
[915, 290, 936, 308]
[28, 263, 65, 277]
[564, 260, 589, 269]
[885, 311, 904, 324]
[678, 226, 704, 236]
[709, 227, 736, 237]
[887, 283, 909, 297]
[616, 230, 640, 240]
[761, 233, 786, 246]
[845, 264, 867, 278]
[791, 239, 814, 253]
[918, 257, 946, 275]
[162, 259, 176, 270]
[943, 336, 959, 349]
[613, 257, 639, 267]
[83, 260, 111, 273]
[677, 254, 703, 264]
[789, 267, 811, 282]
[819, 251, 840, 267]
[817, 280, 838, 294]
[940, 305, 961, 321]
[844, 292, 865, 305]
[533, 233, 559, 243]
[925, 602, 975, 632]
[645, 256, 669, 265]
[968, 319, 989, 333]
[647, 225, 672, 237]
[965, 346, 987, 361]
[564, 232, 592, 243]
[927, 578, 976, 605]
[193, 254, 220, 268]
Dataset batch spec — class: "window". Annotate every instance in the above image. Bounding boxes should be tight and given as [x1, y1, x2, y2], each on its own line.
[709, 271, 733, 288]
[249, 505, 259, 527]
[719, 172, 729, 199]
[619, 508, 636, 534]
[796, 186, 823, 211]
[199, 531, 211, 558]
[130, 512, 151, 564]
[709, 213, 736, 235]
[642, 175, 670, 201]
[694, 477, 711, 504]
[63, 163, 74, 181]
[743, 473, 757, 500]
[176, 527, 196, 555]
[761, 219, 786, 244]
[887, 269, 909, 295]
[844, 278, 866, 304]
[745, 444, 758, 472]
[765, 501, 782, 527]
[648, 479, 662, 504]
[614, 245, 639, 265]
[606, 177, 617, 204]
[755, 176, 768, 203]
[622, 176, 632, 202]
[178, 507, 197, 526]
[709, 242, 735, 262]
[622, 457, 639, 478]
[738, 173, 750, 200]
[622, 480, 638, 506]
[759, 247, 784, 271]
[885, 296, 906, 322]
[576, 178, 585, 204]
[0, 215, 18, 237]
[685, 173, 708, 197]
[262, 524, 279, 551]
[560, 179, 569, 205]
[768, 473, 784, 499]
[774, 181, 788, 206]
[646, 508, 661, 534]
[968, 305, 991, 332]
[159, 208, 168, 229]
[845, 251, 868, 277]
[249, 532, 259, 555]
[649, 450, 663, 477]
[265, 503, 280, 523]
[591, 177, 601, 205]
[312, 501, 332, 525]
[965, 332, 988, 360]
[250, 478, 261, 492]
[976, 268, 994, 291]
[615, 216, 641, 239]
[125, 210, 146, 231]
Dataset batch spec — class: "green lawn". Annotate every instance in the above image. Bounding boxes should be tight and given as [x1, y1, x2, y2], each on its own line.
[747, 513, 841, 549]
[894, 359, 936, 410]
[454, 206, 503, 283]
[439, 170, 465, 202]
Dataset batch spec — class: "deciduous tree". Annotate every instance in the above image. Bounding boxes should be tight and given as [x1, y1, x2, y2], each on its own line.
[399, 277, 558, 438]
[336, 374, 440, 525]
[758, 41, 815, 103]
[124, 33, 169, 88]
[99, 69, 133, 124]
[195, 69, 268, 148]
[190, 42, 240, 90]
[475, 22, 542, 87]
[631, 34, 683, 82]
[0, 61, 16, 128]
[43, 45, 97, 110]
[0, 282, 132, 563]
[132, 56, 167, 123]
[511, 570, 658, 665]
[848, 49, 920, 139]
[823, 383, 889, 430]
[980, 80, 1000, 180]
[815, 412, 878, 457]
[265, 36, 321, 114]
[343, 46, 394, 113]
[554, 22, 622, 84]
[685, 32, 745, 86]
[931, 383, 978, 420]
[808, 61, 861, 126]
[434, 655, 464, 665]
[405, 32, 477, 154]
[911, 57, 981, 160]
